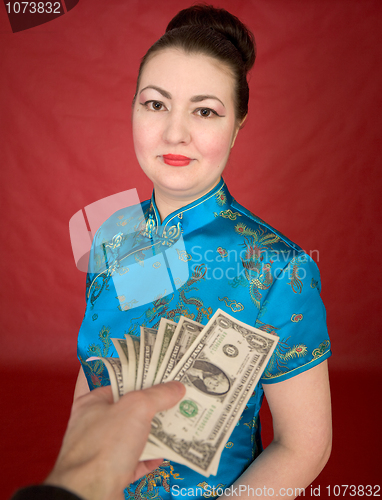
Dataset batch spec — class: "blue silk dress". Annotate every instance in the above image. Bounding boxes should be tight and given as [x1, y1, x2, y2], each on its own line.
[77, 178, 331, 499]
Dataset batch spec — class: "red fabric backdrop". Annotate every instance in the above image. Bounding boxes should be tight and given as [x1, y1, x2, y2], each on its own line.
[1, 0, 381, 498]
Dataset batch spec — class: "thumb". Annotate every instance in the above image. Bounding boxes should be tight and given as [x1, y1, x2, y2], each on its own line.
[133, 381, 186, 414]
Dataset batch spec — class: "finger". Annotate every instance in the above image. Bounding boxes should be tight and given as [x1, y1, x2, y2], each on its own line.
[132, 458, 164, 482]
[139, 381, 186, 412]
[75, 385, 114, 408]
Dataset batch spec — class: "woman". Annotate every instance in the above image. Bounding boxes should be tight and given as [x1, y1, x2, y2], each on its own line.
[75, 5, 332, 499]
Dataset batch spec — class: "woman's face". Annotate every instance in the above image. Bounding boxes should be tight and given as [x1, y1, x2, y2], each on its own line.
[132, 48, 240, 203]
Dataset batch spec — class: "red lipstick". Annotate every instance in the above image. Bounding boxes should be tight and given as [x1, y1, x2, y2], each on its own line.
[162, 154, 192, 167]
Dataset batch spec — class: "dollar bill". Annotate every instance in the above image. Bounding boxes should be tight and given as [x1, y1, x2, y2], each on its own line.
[92, 356, 124, 403]
[112, 337, 136, 392]
[111, 338, 129, 392]
[138, 326, 158, 390]
[93, 309, 279, 476]
[125, 334, 140, 390]
[144, 309, 279, 476]
[144, 318, 177, 388]
[154, 316, 204, 384]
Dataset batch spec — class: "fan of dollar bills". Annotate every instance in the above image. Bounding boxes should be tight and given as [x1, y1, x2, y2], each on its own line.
[91, 309, 279, 477]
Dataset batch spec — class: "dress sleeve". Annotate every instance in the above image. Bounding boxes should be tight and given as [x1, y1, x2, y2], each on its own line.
[260, 252, 331, 384]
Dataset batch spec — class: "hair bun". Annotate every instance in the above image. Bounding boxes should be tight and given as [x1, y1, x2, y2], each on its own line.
[166, 4, 256, 72]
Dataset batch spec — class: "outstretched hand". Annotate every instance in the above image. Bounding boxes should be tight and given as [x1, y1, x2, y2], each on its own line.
[44, 381, 186, 500]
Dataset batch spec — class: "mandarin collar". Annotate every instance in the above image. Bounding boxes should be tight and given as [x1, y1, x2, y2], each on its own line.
[145, 178, 231, 237]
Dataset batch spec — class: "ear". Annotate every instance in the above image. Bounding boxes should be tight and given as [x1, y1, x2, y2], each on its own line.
[231, 115, 247, 148]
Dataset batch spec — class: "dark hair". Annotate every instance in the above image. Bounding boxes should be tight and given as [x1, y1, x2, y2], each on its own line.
[134, 4, 256, 122]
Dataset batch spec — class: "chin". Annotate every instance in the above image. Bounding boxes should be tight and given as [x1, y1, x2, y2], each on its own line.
[141, 163, 222, 198]
[156, 176, 200, 195]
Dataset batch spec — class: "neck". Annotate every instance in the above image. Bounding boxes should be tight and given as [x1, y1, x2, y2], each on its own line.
[153, 178, 221, 222]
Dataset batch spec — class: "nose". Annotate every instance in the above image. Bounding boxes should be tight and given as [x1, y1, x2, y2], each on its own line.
[162, 110, 191, 145]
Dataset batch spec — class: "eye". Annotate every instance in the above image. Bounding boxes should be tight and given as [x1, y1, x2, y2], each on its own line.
[141, 100, 167, 111]
[195, 108, 221, 118]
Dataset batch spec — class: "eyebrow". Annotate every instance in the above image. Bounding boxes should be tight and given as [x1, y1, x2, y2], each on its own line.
[139, 86, 225, 108]
[190, 94, 225, 108]
[140, 85, 171, 99]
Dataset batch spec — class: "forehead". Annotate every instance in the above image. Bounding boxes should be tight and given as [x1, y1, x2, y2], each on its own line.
[139, 48, 235, 100]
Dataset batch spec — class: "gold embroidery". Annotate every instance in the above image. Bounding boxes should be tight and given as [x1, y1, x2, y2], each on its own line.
[116, 266, 129, 275]
[291, 313, 303, 322]
[163, 181, 226, 229]
[217, 246, 228, 258]
[117, 298, 138, 312]
[235, 223, 280, 246]
[215, 190, 227, 206]
[104, 232, 123, 250]
[196, 482, 226, 499]
[125, 463, 172, 498]
[143, 214, 156, 238]
[287, 264, 303, 294]
[160, 222, 182, 246]
[311, 278, 319, 289]
[116, 215, 134, 227]
[216, 209, 242, 220]
[218, 296, 244, 312]
[284, 344, 308, 360]
[176, 248, 192, 261]
[312, 340, 330, 359]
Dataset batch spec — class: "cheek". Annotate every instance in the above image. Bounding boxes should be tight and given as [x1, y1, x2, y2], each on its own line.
[132, 127, 145, 161]
[132, 114, 157, 160]
[196, 127, 233, 165]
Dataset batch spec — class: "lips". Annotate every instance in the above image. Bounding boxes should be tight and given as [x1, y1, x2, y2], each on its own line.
[162, 154, 192, 167]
